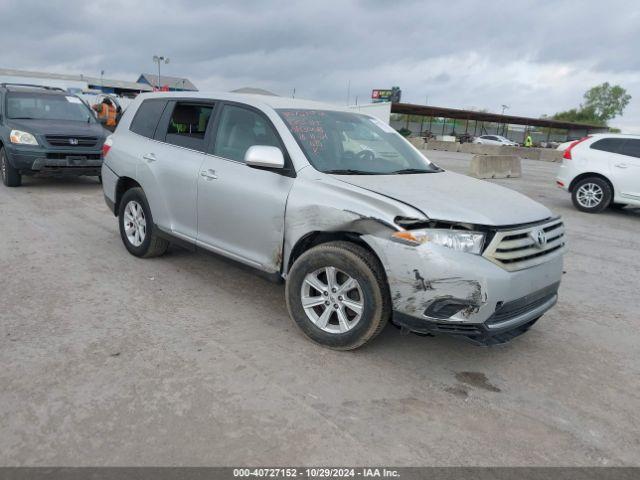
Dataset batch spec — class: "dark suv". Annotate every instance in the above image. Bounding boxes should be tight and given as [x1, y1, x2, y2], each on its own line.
[0, 83, 109, 187]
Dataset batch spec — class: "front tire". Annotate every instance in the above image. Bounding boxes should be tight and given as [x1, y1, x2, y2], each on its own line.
[1, 147, 22, 187]
[118, 187, 169, 258]
[285, 241, 390, 350]
[571, 177, 612, 213]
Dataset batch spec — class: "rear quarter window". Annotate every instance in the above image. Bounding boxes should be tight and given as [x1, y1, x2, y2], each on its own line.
[590, 138, 625, 154]
[130, 99, 168, 139]
[619, 139, 640, 158]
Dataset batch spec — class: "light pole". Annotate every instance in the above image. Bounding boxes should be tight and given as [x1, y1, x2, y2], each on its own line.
[100, 70, 104, 90]
[501, 105, 509, 135]
[152, 55, 170, 90]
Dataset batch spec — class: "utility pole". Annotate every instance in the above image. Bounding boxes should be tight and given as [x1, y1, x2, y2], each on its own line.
[501, 105, 509, 136]
[100, 70, 104, 90]
[152, 55, 170, 90]
[346, 80, 351, 106]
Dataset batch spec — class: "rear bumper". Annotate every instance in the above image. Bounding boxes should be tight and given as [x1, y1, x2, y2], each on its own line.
[393, 282, 559, 346]
[4, 144, 102, 176]
[555, 164, 572, 191]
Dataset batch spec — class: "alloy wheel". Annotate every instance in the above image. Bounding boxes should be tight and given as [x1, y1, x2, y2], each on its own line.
[301, 266, 364, 334]
[123, 200, 147, 247]
[576, 183, 604, 208]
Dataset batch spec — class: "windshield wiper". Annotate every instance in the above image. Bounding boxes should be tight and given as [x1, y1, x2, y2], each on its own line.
[387, 168, 438, 174]
[324, 169, 376, 175]
[9, 116, 36, 120]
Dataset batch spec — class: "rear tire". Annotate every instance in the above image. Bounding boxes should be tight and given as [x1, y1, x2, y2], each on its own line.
[571, 177, 611, 213]
[1, 147, 22, 187]
[118, 187, 169, 258]
[285, 241, 390, 350]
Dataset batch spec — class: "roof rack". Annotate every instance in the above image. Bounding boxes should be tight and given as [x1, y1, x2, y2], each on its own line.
[0, 83, 66, 92]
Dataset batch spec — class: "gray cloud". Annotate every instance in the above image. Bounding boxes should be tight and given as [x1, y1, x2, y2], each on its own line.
[1, 0, 639, 131]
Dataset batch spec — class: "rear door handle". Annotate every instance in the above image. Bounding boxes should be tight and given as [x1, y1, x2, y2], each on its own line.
[200, 169, 218, 180]
[142, 153, 156, 162]
[614, 163, 628, 168]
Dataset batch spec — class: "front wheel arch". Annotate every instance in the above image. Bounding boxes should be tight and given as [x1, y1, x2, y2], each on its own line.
[286, 231, 385, 278]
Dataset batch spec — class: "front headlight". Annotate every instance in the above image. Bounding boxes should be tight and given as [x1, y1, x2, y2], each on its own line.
[9, 130, 38, 145]
[392, 228, 485, 254]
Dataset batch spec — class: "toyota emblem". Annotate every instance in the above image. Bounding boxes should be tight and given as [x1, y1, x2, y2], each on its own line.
[68, 138, 79, 145]
[531, 229, 547, 249]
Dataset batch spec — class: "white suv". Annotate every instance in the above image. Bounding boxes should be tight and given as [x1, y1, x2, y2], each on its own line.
[556, 134, 640, 213]
[101, 92, 565, 349]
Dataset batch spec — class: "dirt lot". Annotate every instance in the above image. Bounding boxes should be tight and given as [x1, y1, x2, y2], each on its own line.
[1, 151, 639, 466]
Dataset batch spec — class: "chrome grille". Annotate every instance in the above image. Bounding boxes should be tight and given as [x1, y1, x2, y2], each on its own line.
[45, 135, 98, 147]
[483, 218, 566, 271]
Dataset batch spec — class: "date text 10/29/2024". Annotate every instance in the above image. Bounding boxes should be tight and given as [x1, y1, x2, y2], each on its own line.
[233, 468, 400, 478]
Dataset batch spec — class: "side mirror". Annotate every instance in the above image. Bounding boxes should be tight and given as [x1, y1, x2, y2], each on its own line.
[244, 145, 285, 169]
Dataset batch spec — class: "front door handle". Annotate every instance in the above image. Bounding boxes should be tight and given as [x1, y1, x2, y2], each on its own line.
[614, 163, 628, 168]
[200, 169, 218, 180]
[142, 153, 156, 162]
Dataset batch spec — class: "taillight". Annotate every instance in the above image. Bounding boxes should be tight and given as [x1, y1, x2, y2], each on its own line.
[101, 136, 113, 158]
[563, 136, 590, 160]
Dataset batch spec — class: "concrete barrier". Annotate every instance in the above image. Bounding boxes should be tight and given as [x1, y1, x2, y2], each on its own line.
[468, 155, 522, 179]
[539, 148, 564, 162]
[518, 148, 541, 160]
[423, 141, 564, 163]
[425, 140, 460, 152]
[459, 143, 503, 155]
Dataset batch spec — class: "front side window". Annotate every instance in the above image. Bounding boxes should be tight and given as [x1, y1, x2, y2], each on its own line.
[6, 93, 95, 122]
[213, 105, 280, 162]
[278, 109, 440, 175]
[164, 102, 213, 152]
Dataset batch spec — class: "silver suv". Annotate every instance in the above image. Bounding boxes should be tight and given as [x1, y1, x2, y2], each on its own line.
[102, 92, 566, 349]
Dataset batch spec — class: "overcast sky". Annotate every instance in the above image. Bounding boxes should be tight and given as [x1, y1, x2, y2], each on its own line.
[1, 0, 639, 132]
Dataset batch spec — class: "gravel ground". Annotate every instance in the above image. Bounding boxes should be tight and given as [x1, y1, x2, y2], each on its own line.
[1, 151, 639, 466]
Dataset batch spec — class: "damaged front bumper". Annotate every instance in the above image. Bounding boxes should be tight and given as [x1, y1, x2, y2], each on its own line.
[365, 236, 564, 346]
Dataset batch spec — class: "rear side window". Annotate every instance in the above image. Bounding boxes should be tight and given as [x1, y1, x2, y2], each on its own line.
[163, 102, 214, 152]
[619, 139, 640, 158]
[130, 99, 167, 138]
[590, 138, 625, 154]
[213, 105, 281, 162]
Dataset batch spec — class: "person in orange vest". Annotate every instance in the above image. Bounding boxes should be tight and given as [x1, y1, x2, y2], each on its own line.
[92, 98, 118, 131]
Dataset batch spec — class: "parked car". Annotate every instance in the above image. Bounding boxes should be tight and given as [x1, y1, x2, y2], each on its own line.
[473, 134, 518, 146]
[0, 83, 109, 187]
[556, 134, 640, 213]
[102, 92, 566, 349]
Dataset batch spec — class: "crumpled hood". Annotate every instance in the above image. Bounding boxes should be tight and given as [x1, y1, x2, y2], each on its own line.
[331, 170, 553, 226]
[8, 119, 109, 138]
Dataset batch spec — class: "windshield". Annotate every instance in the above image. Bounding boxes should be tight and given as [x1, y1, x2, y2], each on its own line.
[6, 93, 95, 122]
[278, 109, 440, 174]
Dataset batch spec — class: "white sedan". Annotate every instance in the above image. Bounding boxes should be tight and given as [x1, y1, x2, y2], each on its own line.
[473, 135, 518, 146]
